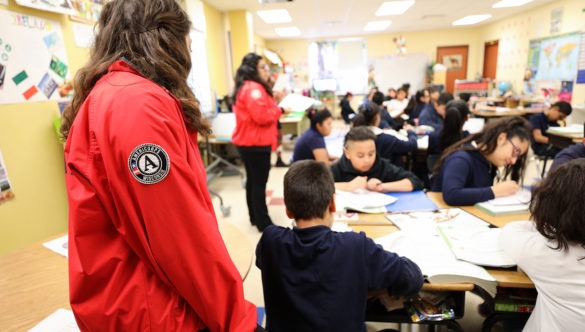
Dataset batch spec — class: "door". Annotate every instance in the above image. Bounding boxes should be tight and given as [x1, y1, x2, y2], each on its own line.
[437, 45, 469, 94]
[483, 40, 499, 80]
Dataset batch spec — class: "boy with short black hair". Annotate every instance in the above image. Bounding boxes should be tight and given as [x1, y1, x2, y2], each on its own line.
[418, 92, 454, 131]
[529, 101, 572, 157]
[256, 160, 423, 332]
[331, 127, 424, 192]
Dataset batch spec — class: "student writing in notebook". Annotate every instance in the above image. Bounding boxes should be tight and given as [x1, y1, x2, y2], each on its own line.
[256, 160, 423, 332]
[431, 116, 531, 206]
[331, 127, 424, 192]
[500, 158, 585, 332]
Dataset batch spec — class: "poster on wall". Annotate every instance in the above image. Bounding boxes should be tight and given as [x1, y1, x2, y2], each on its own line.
[526, 32, 581, 83]
[70, 0, 105, 24]
[15, 0, 76, 15]
[0, 148, 15, 206]
[0, 9, 70, 105]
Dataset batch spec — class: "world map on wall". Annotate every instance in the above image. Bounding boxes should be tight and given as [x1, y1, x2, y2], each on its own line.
[529, 33, 581, 81]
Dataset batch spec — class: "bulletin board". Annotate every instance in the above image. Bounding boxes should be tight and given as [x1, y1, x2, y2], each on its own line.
[0, 9, 70, 105]
[370, 52, 429, 92]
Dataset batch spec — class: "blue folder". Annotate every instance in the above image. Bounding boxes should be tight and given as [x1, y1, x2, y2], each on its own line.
[385, 190, 439, 213]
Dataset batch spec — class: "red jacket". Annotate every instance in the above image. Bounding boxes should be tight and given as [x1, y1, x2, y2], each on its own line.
[64, 60, 256, 331]
[231, 80, 282, 149]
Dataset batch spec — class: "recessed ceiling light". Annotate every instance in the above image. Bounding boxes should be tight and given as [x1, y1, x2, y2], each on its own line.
[364, 20, 392, 32]
[376, 1, 415, 16]
[492, 0, 533, 8]
[452, 14, 492, 26]
[275, 26, 301, 37]
[257, 9, 292, 24]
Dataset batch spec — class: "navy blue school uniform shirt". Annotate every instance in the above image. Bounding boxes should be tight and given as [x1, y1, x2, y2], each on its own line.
[431, 150, 496, 206]
[418, 104, 443, 131]
[331, 154, 424, 190]
[408, 102, 427, 125]
[372, 127, 418, 166]
[529, 112, 559, 153]
[550, 143, 585, 171]
[256, 225, 423, 332]
[292, 128, 326, 162]
[427, 130, 470, 156]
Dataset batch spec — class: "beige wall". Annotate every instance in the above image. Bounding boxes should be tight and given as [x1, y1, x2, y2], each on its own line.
[203, 1, 230, 97]
[0, 2, 89, 255]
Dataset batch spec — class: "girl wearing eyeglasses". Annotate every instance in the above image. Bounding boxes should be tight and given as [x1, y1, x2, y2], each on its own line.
[430, 116, 532, 206]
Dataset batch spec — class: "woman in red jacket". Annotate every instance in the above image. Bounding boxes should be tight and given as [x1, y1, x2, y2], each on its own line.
[60, 0, 260, 331]
[232, 53, 283, 232]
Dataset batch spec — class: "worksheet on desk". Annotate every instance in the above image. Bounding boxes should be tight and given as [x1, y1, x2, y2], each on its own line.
[29, 309, 79, 332]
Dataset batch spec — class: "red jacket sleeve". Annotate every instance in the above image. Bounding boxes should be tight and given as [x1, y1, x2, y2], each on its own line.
[100, 89, 256, 331]
[240, 82, 282, 126]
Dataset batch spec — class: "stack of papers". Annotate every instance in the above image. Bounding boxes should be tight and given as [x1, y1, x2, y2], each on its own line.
[475, 190, 531, 216]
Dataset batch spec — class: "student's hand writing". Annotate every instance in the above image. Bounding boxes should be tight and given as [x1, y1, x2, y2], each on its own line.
[403, 124, 414, 131]
[348, 176, 368, 191]
[491, 181, 519, 197]
[366, 178, 384, 192]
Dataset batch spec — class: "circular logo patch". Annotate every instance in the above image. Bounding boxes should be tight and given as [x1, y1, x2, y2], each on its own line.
[128, 143, 170, 184]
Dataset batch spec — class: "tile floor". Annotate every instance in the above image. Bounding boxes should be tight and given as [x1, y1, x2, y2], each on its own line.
[207, 119, 542, 332]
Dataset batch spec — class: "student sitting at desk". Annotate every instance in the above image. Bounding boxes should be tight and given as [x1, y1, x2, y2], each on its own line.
[529, 101, 572, 158]
[427, 100, 471, 172]
[549, 137, 585, 171]
[292, 109, 338, 166]
[431, 116, 531, 206]
[353, 103, 417, 168]
[500, 159, 585, 332]
[256, 160, 424, 332]
[331, 127, 423, 192]
[418, 92, 454, 131]
[339, 92, 356, 124]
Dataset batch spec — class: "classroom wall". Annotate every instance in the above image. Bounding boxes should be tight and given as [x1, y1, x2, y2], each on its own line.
[0, 1, 90, 256]
[478, 0, 585, 107]
[203, 1, 230, 98]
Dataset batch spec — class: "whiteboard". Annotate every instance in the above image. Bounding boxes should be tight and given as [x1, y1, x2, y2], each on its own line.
[0, 10, 70, 105]
[371, 53, 429, 93]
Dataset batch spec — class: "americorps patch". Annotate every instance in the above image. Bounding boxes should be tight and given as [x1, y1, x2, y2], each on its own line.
[128, 143, 170, 184]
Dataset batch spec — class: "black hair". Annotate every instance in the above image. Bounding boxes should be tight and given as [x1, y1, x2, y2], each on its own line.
[284, 160, 335, 221]
[433, 116, 532, 181]
[458, 92, 471, 102]
[531, 158, 585, 253]
[308, 108, 333, 129]
[437, 92, 454, 106]
[232, 53, 272, 103]
[440, 100, 470, 150]
[552, 101, 572, 116]
[344, 126, 376, 147]
[415, 89, 429, 104]
[372, 91, 385, 106]
[353, 103, 380, 127]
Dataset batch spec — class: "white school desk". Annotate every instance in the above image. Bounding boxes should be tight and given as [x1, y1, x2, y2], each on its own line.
[0, 222, 253, 331]
[546, 129, 584, 150]
[280, 113, 309, 138]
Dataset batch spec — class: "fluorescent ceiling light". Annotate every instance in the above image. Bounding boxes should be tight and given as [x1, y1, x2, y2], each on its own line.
[376, 1, 415, 16]
[275, 27, 301, 37]
[492, 0, 533, 8]
[364, 20, 392, 32]
[452, 14, 492, 26]
[257, 9, 292, 24]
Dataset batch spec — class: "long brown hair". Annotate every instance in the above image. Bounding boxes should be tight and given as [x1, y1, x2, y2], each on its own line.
[433, 116, 532, 182]
[60, 0, 210, 139]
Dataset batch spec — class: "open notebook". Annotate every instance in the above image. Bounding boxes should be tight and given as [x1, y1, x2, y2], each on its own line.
[335, 189, 397, 214]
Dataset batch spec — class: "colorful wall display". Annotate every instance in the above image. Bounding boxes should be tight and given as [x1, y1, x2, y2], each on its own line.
[15, 0, 75, 15]
[0, 9, 70, 105]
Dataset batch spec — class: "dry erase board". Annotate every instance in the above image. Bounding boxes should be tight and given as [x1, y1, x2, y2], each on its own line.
[371, 53, 429, 92]
[0, 10, 70, 105]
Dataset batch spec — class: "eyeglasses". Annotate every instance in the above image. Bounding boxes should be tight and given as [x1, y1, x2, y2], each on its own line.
[258, 64, 270, 71]
[508, 139, 522, 158]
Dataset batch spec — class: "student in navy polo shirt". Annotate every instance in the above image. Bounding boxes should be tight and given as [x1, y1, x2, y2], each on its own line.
[427, 99, 471, 172]
[550, 136, 585, 171]
[418, 92, 454, 131]
[352, 103, 417, 168]
[292, 109, 338, 166]
[529, 101, 572, 158]
[431, 116, 532, 206]
[256, 160, 423, 332]
[331, 127, 423, 192]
